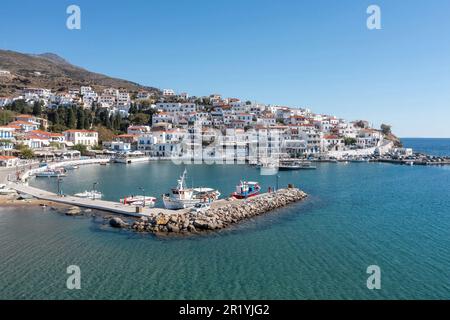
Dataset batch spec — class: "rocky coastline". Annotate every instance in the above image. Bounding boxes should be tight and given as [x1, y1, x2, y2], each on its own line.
[109, 187, 308, 234]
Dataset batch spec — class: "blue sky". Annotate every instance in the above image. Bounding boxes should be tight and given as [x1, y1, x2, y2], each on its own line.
[1, 0, 449, 137]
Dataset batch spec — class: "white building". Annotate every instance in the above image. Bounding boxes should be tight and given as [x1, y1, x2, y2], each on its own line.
[163, 89, 176, 96]
[127, 125, 151, 135]
[63, 130, 98, 146]
[0, 156, 18, 167]
[0, 97, 11, 107]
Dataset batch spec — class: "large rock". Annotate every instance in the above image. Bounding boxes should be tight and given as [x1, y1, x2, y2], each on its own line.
[156, 215, 170, 226]
[66, 206, 82, 216]
[193, 219, 209, 230]
[167, 223, 180, 233]
[109, 217, 127, 228]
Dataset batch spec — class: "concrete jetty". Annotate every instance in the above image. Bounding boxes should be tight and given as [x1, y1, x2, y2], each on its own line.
[9, 183, 176, 217]
[9, 182, 307, 233]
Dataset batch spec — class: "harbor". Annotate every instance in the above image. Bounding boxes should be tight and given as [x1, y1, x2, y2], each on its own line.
[4, 161, 309, 234]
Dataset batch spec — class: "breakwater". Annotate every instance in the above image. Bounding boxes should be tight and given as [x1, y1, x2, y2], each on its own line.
[119, 187, 308, 234]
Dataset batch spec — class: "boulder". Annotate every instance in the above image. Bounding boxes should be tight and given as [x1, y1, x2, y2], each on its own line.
[109, 217, 127, 228]
[156, 215, 170, 225]
[193, 219, 209, 230]
[66, 206, 82, 216]
[167, 223, 180, 233]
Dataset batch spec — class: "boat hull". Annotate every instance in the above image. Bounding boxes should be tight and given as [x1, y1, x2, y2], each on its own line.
[163, 196, 202, 210]
[114, 157, 150, 164]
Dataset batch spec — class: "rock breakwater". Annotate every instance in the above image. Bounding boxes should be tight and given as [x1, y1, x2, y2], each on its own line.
[118, 187, 307, 234]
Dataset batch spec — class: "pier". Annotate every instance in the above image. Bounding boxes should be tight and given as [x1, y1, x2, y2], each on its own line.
[8, 181, 307, 234]
[9, 183, 177, 217]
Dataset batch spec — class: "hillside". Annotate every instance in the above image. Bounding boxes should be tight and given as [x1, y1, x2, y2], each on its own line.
[0, 49, 160, 96]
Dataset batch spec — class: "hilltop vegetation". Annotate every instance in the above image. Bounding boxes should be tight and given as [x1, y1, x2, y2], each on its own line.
[0, 49, 160, 96]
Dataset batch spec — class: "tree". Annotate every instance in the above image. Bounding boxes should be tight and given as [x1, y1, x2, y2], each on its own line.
[66, 108, 76, 128]
[94, 125, 114, 144]
[49, 141, 63, 149]
[7, 99, 30, 114]
[0, 110, 14, 125]
[129, 112, 150, 125]
[354, 120, 368, 129]
[128, 103, 138, 115]
[32, 101, 43, 116]
[17, 144, 34, 159]
[344, 137, 357, 146]
[380, 124, 392, 136]
[72, 144, 88, 156]
[76, 108, 85, 129]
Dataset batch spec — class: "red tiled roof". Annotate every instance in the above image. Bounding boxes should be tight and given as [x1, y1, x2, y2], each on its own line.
[63, 129, 97, 133]
[9, 121, 37, 126]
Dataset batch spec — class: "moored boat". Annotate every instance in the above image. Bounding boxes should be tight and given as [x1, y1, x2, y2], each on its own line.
[74, 190, 103, 199]
[278, 160, 316, 170]
[0, 184, 16, 195]
[231, 181, 261, 199]
[35, 168, 67, 177]
[113, 151, 150, 164]
[64, 165, 79, 170]
[120, 195, 156, 207]
[259, 161, 279, 175]
[163, 169, 219, 210]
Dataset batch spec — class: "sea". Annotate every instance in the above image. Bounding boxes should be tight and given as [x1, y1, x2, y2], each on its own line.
[0, 138, 449, 299]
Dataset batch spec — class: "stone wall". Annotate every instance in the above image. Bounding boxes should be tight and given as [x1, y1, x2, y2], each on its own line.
[121, 188, 308, 234]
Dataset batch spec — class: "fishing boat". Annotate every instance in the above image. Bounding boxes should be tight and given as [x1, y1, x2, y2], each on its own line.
[348, 156, 370, 163]
[113, 151, 150, 164]
[35, 168, 67, 177]
[231, 181, 261, 199]
[64, 165, 79, 170]
[278, 159, 302, 171]
[297, 161, 317, 170]
[259, 160, 279, 175]
[0, 184, 16, 195]
[120, 195, 157, 207]
[163, 169, 219, 210]
[74, 190, 103, 199]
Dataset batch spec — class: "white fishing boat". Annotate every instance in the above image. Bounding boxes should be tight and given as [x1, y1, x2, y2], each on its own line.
[64, 165, 79, 170]
[163, 169, 219, 210]
[0, 184, 16, 195]
[35, 168, 67, 177]
[193, 188, 221, 201]
[113, 151, 150, 164]
[278, 159, 317, 170]
[120, 195, 156, 207]
[74, 190, 103, 199]
[260, 161, 279, 176]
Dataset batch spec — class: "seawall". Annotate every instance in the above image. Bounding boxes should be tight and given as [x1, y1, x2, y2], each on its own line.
[126, 187, 308, 234]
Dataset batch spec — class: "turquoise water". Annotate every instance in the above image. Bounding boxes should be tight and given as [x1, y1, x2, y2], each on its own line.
[402, 138, 450, 156]
[1, 160, 450, 299]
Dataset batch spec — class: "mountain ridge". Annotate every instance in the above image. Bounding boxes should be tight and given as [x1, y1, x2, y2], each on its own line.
[0, 49, 160, 96]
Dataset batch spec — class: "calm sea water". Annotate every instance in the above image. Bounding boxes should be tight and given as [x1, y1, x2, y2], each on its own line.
[402, 138, 450, 156]
[1, 143, 450, 299]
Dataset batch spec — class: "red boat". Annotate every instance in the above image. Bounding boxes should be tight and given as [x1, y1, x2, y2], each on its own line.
[231, 181, 261, 199]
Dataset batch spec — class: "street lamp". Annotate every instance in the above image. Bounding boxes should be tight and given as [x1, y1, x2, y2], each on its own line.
[92, 182, 98, 200]
[57, 177, 63, 196]
[139, 187, 145, 207]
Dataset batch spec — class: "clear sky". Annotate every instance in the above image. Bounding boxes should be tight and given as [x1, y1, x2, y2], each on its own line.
[1, 0, 449, 137]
